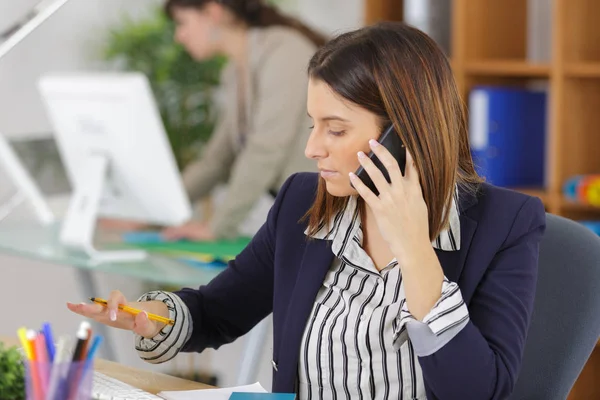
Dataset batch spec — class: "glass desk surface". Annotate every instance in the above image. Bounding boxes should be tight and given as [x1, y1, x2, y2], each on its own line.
[0, 222, 225, 287]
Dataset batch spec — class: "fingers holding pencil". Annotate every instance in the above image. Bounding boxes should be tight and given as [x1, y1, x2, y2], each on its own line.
[66, 301, 136, 331]
[133, 311, 162, 338]
[107, 290, 128, 322]
[66, 290, 171, 339]
[67, 289, 135, 331]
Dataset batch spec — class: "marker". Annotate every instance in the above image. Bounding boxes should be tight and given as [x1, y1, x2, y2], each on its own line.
[42, 322, 56, 362]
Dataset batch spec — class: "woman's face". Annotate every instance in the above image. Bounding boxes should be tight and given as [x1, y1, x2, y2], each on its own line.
[305, 78, 382, 197]
[171, 6, 220, 61]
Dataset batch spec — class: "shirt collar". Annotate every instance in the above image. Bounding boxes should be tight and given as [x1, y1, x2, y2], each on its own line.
[304, 189, 461, 253]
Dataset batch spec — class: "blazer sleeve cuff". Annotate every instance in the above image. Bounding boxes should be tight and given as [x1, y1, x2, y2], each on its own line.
[393, 278, 470, 356]
[134, 291, 193, 364]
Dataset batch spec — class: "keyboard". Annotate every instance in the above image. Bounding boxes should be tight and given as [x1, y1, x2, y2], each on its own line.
[92, 371, 163, 400]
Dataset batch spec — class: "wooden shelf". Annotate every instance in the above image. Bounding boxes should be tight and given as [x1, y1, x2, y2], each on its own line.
[565, 63, 600, 78]
[560, 197, 600, 211]
[464, 61, 551, 77]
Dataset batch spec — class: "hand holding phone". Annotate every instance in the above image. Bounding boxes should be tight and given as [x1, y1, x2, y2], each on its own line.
[352, 124, 406, 196]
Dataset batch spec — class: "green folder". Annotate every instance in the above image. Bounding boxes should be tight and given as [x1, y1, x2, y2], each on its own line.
[129, 237, 252, 261]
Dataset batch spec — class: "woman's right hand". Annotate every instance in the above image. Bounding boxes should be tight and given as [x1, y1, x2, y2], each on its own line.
[66, 290, 169, 339]
[97, 218, 149, 232]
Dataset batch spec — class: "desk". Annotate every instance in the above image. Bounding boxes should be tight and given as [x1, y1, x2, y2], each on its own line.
[0, 222, 223, 286]
[1, 336, 211, 394]
[0, 222, 269, 385]
[95, 359, 211, 394]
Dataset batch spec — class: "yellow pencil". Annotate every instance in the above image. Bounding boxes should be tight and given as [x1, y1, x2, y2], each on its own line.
[90, 298, 175, 326]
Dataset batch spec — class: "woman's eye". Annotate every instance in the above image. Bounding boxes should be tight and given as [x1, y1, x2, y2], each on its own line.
[329, 130, 345, 137]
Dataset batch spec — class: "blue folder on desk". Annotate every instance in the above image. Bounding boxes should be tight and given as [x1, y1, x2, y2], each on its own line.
[468, 86, 547, 187]
[122, 231, 165, 244]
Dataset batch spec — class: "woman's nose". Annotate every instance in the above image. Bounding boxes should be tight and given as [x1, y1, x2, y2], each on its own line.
[305, 130, 326, 160]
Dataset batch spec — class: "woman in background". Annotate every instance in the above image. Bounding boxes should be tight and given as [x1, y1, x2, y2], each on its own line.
[108, 0, 325, 240]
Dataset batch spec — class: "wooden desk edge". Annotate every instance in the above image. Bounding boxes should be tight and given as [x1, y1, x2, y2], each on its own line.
[95, 359, 212, 394]
[2, 337, 212, 395]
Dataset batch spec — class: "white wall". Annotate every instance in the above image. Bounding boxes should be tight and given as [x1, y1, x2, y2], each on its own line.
[0, 0, 161, 139]
[282, 0, 364, 37]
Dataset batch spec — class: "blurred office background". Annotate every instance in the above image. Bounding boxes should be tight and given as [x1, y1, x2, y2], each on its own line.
[0, 0, 365, 391]
[0, 0, 598, 398]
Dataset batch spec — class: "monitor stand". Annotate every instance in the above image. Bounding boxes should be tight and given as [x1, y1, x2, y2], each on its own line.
[0, 133, 55, 225]
[60, 153, 146, 264]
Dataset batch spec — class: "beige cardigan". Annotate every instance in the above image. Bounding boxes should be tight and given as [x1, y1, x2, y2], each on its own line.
[182, 26, 318, 238]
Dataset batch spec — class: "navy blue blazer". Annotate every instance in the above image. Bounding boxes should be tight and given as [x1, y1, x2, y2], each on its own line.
[176, 172, 546, 399]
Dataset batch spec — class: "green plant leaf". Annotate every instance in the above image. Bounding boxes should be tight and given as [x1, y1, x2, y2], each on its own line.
[0, 343, 25, 400]
[100, 7, 226, 170]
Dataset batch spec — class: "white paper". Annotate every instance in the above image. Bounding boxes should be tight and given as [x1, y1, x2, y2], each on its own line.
[158, 382, 267, 400]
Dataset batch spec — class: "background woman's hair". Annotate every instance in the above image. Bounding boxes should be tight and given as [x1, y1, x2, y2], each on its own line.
[305, 22, 482, 240]
[164, 0, 327, 47]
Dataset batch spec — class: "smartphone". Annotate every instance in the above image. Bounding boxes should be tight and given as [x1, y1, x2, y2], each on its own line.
[353, 124, 406, 196]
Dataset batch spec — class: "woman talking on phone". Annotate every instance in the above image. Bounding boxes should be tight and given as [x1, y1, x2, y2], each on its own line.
[70, 22, 545, 399]
[107, 0, 325, 240]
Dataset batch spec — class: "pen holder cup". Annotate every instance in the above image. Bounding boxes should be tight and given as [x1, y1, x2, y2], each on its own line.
[24, 360, 93, 400]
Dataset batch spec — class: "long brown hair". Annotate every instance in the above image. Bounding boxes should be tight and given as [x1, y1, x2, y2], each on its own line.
[305, 22, 481, 241]
[164, 0, 327, 47]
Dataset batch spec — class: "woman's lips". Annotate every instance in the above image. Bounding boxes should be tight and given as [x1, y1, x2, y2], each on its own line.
[320, 170, 338, 178]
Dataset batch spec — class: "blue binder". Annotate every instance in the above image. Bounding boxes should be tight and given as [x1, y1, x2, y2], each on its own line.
[468, 86, 547, 187]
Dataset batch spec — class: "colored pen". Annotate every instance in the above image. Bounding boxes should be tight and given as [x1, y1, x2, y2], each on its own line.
[90, 297, 175, 326]
[82, 335, 103, 378]
[70, 334, 103, 400]
[69, 326, 100, 400]
[42, 322, 56, 362]
[85, 335, 102, 362]
[66, 322, 90, 400]
[46, 336, 71, 400]
[71, 321, 90, 363]
[26, 330, 43, 400]
[18, 327, 32, 360]
[78, 324, 92, 362]
[34, 333, 49, 393]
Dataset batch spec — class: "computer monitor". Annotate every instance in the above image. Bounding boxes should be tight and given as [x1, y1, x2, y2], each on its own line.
[38, 72, 192, 263]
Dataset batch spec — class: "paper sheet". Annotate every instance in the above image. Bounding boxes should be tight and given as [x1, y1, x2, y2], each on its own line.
[158, 382, 267, 400]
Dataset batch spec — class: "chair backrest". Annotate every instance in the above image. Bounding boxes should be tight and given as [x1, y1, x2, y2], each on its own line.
[510, 213, 600, 399]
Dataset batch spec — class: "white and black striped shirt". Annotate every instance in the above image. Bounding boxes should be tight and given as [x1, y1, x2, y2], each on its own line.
[298, 195, 468, 400]
[134, 291, 193, 364]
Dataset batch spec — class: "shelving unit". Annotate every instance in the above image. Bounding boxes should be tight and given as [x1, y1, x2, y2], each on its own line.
[565, 63, 600, 78]
[365, 0, 600, 398]
[464, 61, 550, 77]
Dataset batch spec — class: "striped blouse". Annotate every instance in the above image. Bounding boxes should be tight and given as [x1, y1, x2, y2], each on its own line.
[133, 195, 468, 400]
[298, 195, 468, 400]
[134, 291, 192, 364]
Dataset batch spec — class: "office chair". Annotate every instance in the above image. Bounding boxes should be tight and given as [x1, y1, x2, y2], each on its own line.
[510, 213, 600, 399]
